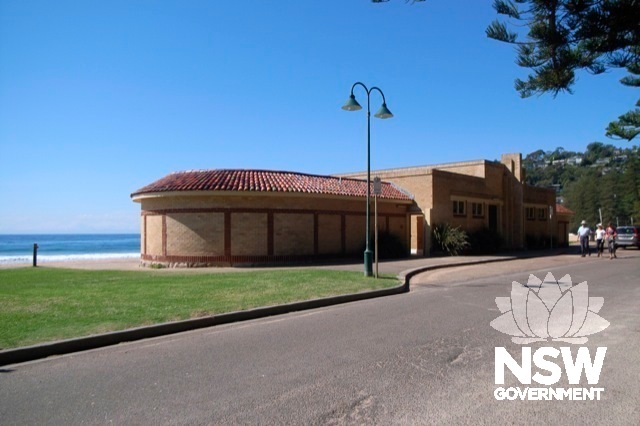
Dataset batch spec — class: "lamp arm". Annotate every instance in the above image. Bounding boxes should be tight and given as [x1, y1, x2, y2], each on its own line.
[350, 81, 369, 97]
[369, 86, 388, 105]
[350, 81, 372, 117]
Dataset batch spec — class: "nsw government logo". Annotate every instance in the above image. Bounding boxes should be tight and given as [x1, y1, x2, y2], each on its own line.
[490, 272, 609, 401]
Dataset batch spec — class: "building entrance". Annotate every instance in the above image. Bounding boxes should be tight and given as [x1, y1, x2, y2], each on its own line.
[410, 215, 424, 256]
[488, 205, 498, 233]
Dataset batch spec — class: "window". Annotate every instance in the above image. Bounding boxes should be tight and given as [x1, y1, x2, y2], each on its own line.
[526, 207, 535, 220]
[453, 200, 466, 216]
[538, 208, 547, 221]
[472, 202, 484, 218]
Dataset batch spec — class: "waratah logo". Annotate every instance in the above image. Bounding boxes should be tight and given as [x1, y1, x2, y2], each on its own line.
[490, 273, 609, 344]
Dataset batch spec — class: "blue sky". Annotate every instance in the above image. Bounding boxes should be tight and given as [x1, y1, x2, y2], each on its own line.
[0, 0, 635, 234]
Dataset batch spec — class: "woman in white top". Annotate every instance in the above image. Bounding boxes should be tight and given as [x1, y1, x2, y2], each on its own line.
[595, 223, 605, 257]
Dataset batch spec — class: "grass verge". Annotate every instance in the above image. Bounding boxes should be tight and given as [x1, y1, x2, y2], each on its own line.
[0, 267, 399, 349]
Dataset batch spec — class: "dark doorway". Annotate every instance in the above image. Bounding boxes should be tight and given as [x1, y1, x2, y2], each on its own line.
[488, 205, 498, 232]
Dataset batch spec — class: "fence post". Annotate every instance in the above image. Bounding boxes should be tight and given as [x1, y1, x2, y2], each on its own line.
[33, 243, 39, 267]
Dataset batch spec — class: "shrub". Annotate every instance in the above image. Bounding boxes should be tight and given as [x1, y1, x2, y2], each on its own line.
[431, 223, 469, 256]
[375, 231, 408, 259]
[467, 227, 504, 254]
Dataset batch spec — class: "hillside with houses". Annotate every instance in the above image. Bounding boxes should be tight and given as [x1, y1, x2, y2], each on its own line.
[523, 143, 639, 231]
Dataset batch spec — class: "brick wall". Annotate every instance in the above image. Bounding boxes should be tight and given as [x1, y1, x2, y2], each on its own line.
[145, 215, 163, 257]
[274, 213, 314, 256]
[318, 214, 342, 254]
[337, 155, 558, 253]
[137, 192, 410, 266]
[166, 212, 225, 256]
[523, 184, 557, 246]
[231, 212, 268, 256]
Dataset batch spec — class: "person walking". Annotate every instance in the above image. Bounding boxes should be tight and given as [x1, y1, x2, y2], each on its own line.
[595, 223, 605, 257]
[606, 222, 617, 259]
[577, 220, 591, 257]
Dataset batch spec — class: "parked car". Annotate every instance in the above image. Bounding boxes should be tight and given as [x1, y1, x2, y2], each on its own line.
[614, 226, 640, 249]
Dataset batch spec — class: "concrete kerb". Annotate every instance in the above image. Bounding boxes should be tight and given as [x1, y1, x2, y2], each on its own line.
[0, 253, 536, 367]
[398, 255, 520, 285]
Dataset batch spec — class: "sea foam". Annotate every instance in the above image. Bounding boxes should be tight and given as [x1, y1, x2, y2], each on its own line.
[0, 253, 139, 264]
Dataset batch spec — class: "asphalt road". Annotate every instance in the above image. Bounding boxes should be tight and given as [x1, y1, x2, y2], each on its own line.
[1, 251, 639, 425]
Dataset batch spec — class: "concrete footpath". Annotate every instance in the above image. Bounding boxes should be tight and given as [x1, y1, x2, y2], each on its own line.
[0, 249, 572, 366]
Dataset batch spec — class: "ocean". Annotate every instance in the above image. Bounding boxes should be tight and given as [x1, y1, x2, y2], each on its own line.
[0, 234, 140, 265]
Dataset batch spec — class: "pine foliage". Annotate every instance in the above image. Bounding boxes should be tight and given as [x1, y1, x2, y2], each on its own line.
[487, 0, 640, 140]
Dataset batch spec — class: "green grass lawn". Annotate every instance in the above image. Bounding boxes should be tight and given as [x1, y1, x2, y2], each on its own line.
[0, 267, 399, 349]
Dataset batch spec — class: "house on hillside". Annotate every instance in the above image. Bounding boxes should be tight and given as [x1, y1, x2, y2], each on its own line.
[566, 156, 583, 165]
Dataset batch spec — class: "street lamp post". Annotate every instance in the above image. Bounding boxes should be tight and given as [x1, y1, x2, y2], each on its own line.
[342, 82, 393, 277]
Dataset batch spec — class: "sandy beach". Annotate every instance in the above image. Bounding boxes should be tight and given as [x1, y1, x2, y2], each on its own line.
[0, 257, 357, 273]
[0, 258, 265, 273]
[0, 257, 143, 271]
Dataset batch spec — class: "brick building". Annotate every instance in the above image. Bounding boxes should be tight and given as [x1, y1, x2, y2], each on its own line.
[130, 170, 413, 267]
[340, 153, 567, 255]
[131, 153, 572, 267]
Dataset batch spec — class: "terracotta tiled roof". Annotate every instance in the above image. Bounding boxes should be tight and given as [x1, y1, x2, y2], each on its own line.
[131, 169, 413, 201]
[556, 204, 574, 215]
